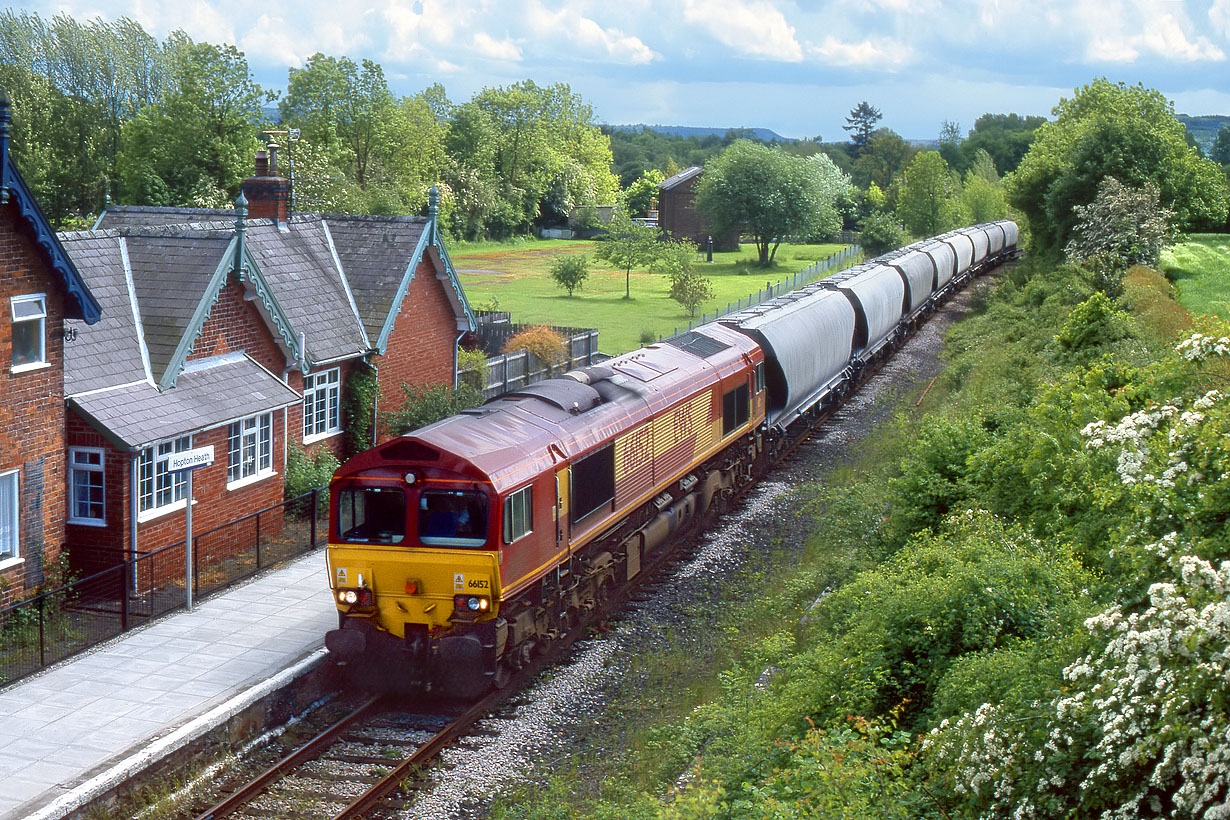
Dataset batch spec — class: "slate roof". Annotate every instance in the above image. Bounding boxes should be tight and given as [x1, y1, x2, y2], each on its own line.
[321, 214, 431, 343]
[68, 352, 301, 450]
[124, 230, 233, 383]
[93, 205, 235, 231]
[244, 220, 369, 364]
[659, 166, 704, 190]
[59, 231, 149, 396]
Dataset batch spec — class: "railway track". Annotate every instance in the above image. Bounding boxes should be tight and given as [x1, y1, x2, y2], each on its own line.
[190, 499, 740, 820]
[190, 268, 1010, 820]
[192, 692, 492, 820]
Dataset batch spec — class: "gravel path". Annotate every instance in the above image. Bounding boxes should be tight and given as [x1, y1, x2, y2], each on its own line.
[394, 276, 998, 819]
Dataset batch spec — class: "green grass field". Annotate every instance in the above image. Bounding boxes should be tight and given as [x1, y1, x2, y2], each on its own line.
[1160, 233, 1230, 318]
[450, 239, 856, 353]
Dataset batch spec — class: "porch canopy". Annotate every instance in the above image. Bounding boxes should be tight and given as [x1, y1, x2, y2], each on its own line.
[68, 352, 301, 451]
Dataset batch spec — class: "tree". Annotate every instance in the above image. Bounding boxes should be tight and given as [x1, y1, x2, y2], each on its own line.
[280, 54, 394, 188]
[1065, 177, 1176, 276]
[653, 240, 712, 316]
[695, 140, 851, 267]
[594, 211, 661, 298]
[844, 102, 882, 152]
[959, 148, 1009, 224]
[624, 169, 664, 217]
[117, 35, 270, 206]
[896, 150, 961, 237]
[1211, 126, 1230, 166]
[939, 120, 963, 170]
[383, 383, 483, 436]
[859, 210, 909, 256]
[1007, 79, 1229, 252]
[960, 113, 1046, 177]
[550, 253, 590, 296]
[503, 326, 569, 375]
[852, 130, 914, 191]
[0, 10, 172, 222]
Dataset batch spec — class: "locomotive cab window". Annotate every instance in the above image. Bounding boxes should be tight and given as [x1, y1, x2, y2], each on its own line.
[503, 486, 533, 543]
[754, 363, 765, 394]
[419, 490, 489, 547]
[722, 383, 751, 437]
[337, 487, 406, 545]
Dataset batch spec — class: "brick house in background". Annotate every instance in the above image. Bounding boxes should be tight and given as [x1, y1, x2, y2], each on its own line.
[658, 166, 740, 252]
[62, 157, 475, 567]
[0, 94, 101, 604]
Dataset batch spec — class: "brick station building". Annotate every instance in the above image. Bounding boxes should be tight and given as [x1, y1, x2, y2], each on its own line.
[54, 153, 476, 573]
[0, 93, 102, 604]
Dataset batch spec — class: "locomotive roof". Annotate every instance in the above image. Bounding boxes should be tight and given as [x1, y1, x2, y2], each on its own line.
[343, 323, 758, 492]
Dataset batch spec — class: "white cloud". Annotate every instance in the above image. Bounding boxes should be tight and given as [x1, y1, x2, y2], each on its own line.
[809, 36, 913, 69]
[1074, 0, 1224, 63]
[1213, 0, 1230, 38]
[525, 2, 658, 65]
[682, 0, 803, 62]
[238, 14, 304, 67]
[472, 31, 522, 62]
[1137, 12, 1224, 61]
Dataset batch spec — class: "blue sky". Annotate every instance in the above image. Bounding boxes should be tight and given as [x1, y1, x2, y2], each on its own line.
[17, 0, 1230, 140]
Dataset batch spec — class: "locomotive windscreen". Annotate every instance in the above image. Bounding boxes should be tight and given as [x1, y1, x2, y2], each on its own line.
[419, 490, 489, 548]
[337, 487, 406, 545]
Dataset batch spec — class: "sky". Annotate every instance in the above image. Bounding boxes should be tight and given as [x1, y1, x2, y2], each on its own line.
[15, 0, 1230, 141]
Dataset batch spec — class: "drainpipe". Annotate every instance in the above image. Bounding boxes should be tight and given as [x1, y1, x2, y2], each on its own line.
[129, 451, 138, 589]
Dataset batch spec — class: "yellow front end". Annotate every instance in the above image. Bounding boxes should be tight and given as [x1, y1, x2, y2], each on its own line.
[327, 544, 501, 637]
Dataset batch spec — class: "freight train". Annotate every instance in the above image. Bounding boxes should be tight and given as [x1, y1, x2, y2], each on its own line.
[324, 222, 1020, 697]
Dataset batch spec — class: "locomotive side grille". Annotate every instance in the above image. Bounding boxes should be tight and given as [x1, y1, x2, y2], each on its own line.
[651, 391, 717, 482]
[615, 424, 655, 506]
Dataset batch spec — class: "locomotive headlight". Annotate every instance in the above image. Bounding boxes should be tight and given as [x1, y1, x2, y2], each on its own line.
[453, 594, 491, 614]
[340, 590, 358, 604]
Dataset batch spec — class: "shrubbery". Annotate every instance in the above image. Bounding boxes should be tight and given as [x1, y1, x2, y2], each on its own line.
[490, 248, 1230, 820]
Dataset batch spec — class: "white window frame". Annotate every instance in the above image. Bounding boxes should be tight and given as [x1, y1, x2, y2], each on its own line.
[11, 294, 47, 373]
[228, 412, 274, 489]
[137, 436, 191, 521]
[303, 367, 341, 443]
[0, 469, 19, 569]
[68, 447, 106, 526]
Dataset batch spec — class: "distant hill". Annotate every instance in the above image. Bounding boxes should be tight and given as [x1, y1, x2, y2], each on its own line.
[1177, 114, 1230, 153]
[606, 124, 797, 143]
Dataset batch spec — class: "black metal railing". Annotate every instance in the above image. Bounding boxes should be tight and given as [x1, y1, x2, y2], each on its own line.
[0, 488, 328, 690]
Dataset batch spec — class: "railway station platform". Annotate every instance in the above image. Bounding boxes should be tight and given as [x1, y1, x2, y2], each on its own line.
[0, 549, 337, 820]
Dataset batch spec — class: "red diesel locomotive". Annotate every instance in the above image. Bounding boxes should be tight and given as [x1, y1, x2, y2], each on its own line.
[326, 323, 766, 696]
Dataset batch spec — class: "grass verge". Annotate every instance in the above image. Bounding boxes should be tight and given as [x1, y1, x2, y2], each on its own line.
[1159, 232, 1230, 317]
[450, 239, 854, 353]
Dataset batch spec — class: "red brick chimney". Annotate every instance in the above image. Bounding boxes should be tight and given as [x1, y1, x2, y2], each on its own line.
[241, 143, 291, 225]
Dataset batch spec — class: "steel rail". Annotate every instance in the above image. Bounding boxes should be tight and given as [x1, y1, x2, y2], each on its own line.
[331, 685, 512, 820]
[194, 694, 383, 820]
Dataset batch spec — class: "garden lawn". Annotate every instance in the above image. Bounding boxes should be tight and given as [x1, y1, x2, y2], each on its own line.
[451, 238, 854, 353]
[1160, 233, 1230, 318]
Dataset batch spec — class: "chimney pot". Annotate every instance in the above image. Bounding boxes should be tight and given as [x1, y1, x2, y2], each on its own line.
[267, 142, 280, 177]
[254, 150, 268, 178]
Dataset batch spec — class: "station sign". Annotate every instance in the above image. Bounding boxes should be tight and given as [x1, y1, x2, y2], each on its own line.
[162, 446, 215, 473]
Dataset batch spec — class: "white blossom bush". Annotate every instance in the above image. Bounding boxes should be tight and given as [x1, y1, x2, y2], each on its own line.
[923, 534, 1230, 819]
[922, 341, 1230, 819]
